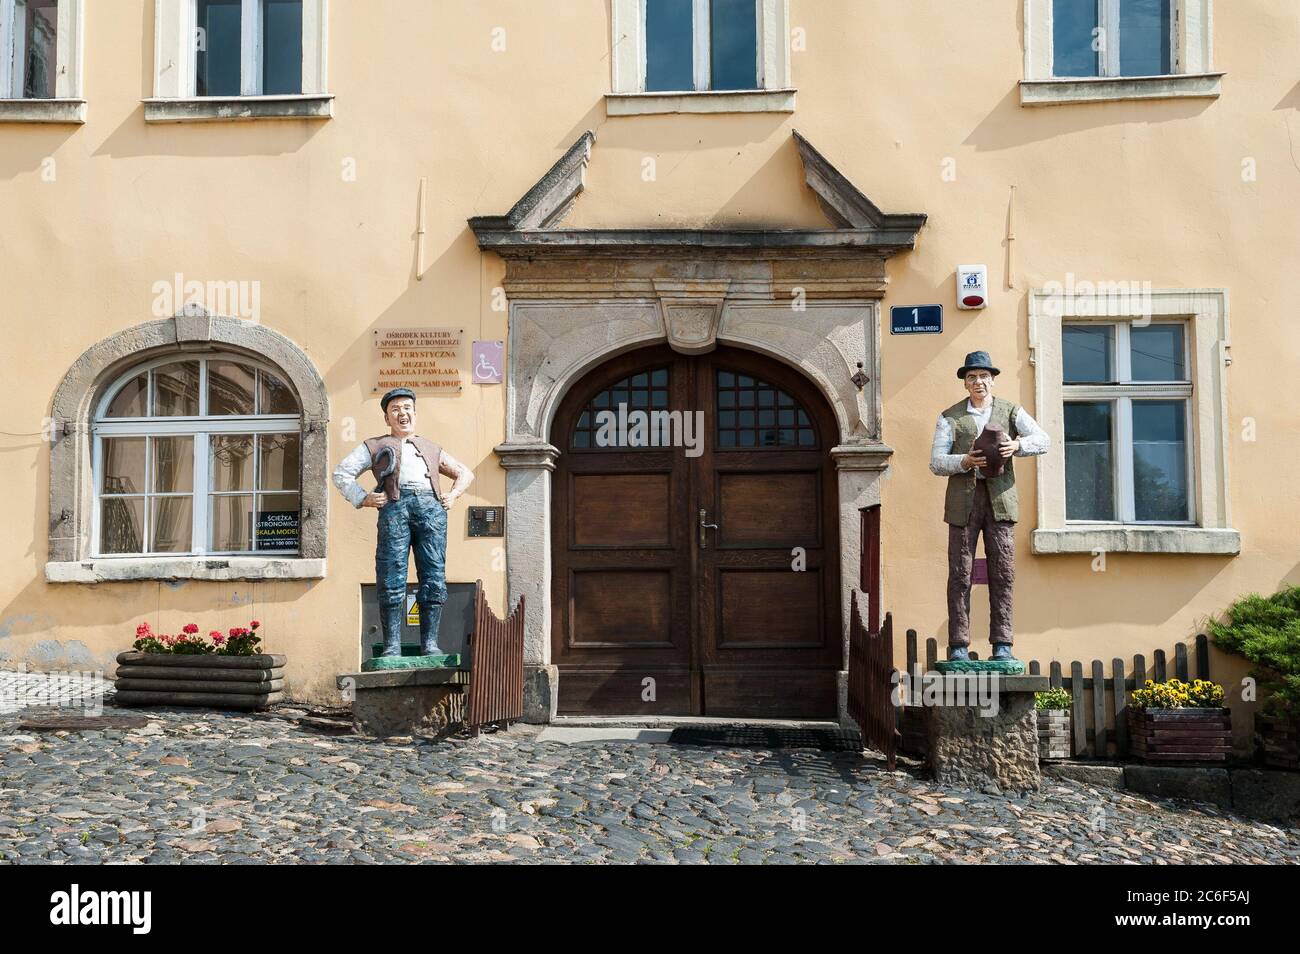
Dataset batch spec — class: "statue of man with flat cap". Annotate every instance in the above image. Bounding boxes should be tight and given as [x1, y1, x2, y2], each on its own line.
[332, 387, 474, 658]
[929, 351, 1050, 662]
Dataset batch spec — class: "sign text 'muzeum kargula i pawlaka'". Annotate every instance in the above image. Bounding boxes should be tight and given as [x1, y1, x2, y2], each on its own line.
[373, 327, 463, 393]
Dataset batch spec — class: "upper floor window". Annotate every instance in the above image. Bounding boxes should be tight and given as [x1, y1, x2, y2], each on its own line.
[195, 0, 302, 96]
[0, 0, 56, 98]
[94, 355, 302, 557]
[1021, 0, 1220, 106]
[146, 0, 330, 121]
[608, 0, 792, 114]
[1053, 0, 1170, 78]
[645, 0, 758, 92]
[0, 0, 81, 119]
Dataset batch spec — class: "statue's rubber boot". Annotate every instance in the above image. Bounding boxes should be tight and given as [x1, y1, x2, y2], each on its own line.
[418, 601, 444, 656]
[378, 603, 405, 657]
[991, 642, 1017, 661]
[947, 645, 971, 661]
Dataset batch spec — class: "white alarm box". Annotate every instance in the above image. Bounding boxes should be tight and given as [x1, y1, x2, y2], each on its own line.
[956, 265, 988, 310]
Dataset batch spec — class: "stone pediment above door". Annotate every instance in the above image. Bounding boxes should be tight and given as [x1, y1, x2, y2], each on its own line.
[469, 130, 927, 446]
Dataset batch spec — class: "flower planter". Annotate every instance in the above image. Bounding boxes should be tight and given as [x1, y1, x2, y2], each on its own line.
[1256, 714, 1300, 770]
[1037, 708, 1070, 760]
[1127, 707, 1232, 763]
[113, 651, 287, 711]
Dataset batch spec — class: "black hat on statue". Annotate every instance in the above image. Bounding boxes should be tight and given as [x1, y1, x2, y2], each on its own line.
[957, 351, 1000, 379]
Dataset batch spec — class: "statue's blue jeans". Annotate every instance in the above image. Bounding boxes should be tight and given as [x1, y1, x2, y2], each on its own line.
[375, 490, 448, 629]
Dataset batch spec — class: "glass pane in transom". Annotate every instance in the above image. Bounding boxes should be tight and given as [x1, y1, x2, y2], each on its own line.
[259, 370, 300, 415]
[208, 361, 256, 416]
[105, 373, 148, 418]
[1130, 324, 1185, 381]
[153, 361, 200, 416]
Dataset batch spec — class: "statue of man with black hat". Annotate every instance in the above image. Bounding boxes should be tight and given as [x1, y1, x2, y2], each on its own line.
[929, 351, 1050, 662]
[332, 387, 474, 659]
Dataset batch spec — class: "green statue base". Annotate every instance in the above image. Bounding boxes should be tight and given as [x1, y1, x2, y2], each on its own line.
[361, 653, 461, 672]
[934, 658, 1026, 675]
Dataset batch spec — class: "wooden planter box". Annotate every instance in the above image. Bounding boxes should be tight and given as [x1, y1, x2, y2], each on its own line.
[113, 651, 287, 711]
[1256, 714, 1300, 770]
[1037, 708, 1070, 760]
[1127, 707, 1231, 763]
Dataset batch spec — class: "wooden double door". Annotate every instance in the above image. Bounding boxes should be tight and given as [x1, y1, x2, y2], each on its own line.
[551, 345, 840, 718]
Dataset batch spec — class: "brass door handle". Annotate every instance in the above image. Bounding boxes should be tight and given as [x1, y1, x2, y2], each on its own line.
[699, 509, 720, 548]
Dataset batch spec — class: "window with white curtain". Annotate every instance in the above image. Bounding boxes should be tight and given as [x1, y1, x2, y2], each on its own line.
[0, 0, 58, 99]
[94, 354, 303, 557]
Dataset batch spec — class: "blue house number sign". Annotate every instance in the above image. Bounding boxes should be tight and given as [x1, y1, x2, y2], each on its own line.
[890, 304, 943, 335]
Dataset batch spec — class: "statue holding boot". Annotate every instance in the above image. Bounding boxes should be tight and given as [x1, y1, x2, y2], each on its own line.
[928, 351, 1050, 666]
[332, 387, 474, 666]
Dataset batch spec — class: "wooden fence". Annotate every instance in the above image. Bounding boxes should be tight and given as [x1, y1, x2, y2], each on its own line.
[465, 581, 526, 734]
[847, 593, 899, 769]
[901, 631, 1213, 759]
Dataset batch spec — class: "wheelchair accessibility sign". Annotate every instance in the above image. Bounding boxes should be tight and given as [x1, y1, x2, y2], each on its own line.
[472, 340, 504, 384]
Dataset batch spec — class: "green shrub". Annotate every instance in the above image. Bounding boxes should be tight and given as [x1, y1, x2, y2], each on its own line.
[1035, 687, 1071, 710]
[1208, 585, 1300, 717]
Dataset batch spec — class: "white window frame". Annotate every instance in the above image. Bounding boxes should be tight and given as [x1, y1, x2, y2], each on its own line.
[0, 0, 85, 122]
[1029, 288, 1238, 555]
[92, 353, 302, 559]
[1062, 320, 1196, 526]
[146, 0, 331, 122]
[1021, 0, 1222, 106]
[609, 0, 793, 115]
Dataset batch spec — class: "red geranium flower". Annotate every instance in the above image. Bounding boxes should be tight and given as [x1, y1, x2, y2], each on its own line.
[183, 623, 199, 634]
[250, 620, 261, 630]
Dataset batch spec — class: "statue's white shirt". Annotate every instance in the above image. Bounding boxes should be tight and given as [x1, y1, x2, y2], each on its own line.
[331, 439, 434, 508]
[929, 401, 1050, 479]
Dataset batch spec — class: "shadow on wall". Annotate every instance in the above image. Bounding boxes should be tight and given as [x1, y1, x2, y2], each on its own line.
[962, 83, 1217, 154]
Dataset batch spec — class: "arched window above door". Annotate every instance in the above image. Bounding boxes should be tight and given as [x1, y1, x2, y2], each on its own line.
[570, 366, 670, 450]
[716, 369, 816, 449]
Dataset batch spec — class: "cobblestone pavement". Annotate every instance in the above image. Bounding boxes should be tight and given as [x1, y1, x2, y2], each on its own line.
[2, 701, 1298, 864]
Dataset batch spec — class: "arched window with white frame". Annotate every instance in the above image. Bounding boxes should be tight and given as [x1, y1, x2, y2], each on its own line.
[93, 353, 303, 557]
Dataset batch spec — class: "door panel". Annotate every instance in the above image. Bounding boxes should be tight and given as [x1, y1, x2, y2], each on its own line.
[551, 345, 840, 717]
[718, 568, 823, 648]
[571, 473, 672, 547]
[569, 569, 675, 648]
[717, 470, 820, 547]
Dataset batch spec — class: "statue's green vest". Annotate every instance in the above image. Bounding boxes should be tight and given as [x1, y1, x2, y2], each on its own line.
[942, 397, 1021, 526]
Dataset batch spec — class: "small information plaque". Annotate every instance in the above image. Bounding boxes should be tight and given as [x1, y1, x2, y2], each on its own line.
[373, 327, 463, 394]
[890, 304, 944, 335]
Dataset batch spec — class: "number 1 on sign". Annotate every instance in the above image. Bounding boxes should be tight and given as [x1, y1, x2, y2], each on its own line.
[912, 308, 919, 325]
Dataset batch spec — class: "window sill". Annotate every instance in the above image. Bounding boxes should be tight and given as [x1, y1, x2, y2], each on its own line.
[0, 98, 86, 124]
[46, 557, 327, 583]
[1032, 527, 1240, 556]
[605, 88, 796, 116]
[1019, 73, 1224, 107]
[142, 94, 334, 124]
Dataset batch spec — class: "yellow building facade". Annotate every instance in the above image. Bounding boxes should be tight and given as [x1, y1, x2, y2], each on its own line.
[1, 1, 1296, 729]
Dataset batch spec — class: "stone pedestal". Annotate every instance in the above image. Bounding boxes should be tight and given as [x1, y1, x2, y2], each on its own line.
[922, 674, 1048, 794]
[336, 668, 469, 738]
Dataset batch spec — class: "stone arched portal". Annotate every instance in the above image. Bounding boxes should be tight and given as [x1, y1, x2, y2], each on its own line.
[471, 129, 925, 722]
